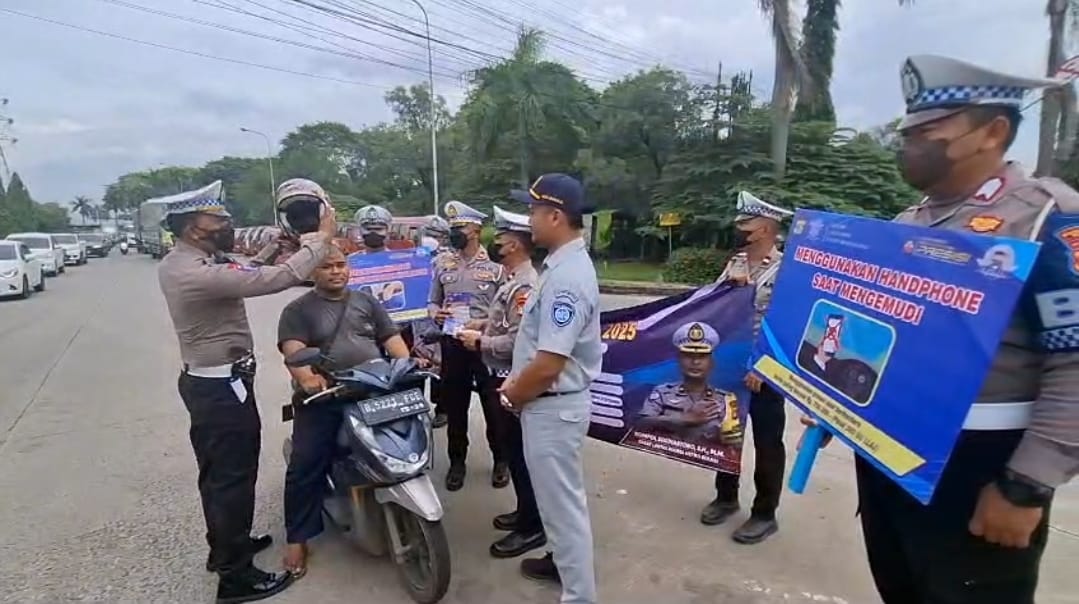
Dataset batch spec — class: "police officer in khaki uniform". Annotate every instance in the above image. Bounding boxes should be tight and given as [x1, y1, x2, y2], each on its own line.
[457, 206, 547, 559]
[637, 322, 743, 445]
[158, 179, 336, 604]
[427, 200, 508, 491]
[701, 191, 792, 545]
[354, 204, 393, 254]
[826, 55, 1079, 604]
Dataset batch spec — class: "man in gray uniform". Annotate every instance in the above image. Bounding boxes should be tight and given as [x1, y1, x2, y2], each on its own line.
[501, 173, 601, 604]
[636, 322, 743, 446]
[158, 179, 336, 603]
[457, 206, 547, 559]
[846, 55, 1079, 603]
[354, 204, 393, 253]
[702, 191, 792, 545]
[428, 200, 508, 491]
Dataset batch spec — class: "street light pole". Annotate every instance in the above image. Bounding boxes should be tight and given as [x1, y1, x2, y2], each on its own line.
[240, 127, 277, 222]
[407, 0, 440, 215]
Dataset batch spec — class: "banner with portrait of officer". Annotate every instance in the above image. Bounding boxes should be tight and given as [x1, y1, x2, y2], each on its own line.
[752, 210, 1041, 503]
[588, 284, 756, 475]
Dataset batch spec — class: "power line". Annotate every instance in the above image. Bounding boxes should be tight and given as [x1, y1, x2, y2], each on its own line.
[0, 7, 430, 91]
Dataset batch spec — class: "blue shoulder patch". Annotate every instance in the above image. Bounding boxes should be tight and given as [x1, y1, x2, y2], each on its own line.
[1026, 212, 1079, 352]
[551, 299, 575, 327]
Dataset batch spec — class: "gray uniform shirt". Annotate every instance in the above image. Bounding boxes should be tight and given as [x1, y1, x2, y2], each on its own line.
[893, 162, 1079, 488]
[511, 238, 602, 394]
[158, 236, 330, 367]
[481, 260, 539, 376]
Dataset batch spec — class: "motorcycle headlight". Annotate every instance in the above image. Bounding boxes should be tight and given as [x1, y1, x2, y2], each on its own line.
[0, 268, 18, 279]
[347, 414, 428, 476]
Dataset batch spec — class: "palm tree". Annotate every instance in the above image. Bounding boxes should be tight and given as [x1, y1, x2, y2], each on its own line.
[466, 28, 594, 187]
[72, 195, 93, 225]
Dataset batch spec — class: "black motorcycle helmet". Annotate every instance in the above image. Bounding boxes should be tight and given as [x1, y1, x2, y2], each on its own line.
[275, 178, 331, 237]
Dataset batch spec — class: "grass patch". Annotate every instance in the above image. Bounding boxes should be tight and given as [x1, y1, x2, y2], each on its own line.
[595, 260, 665, 282]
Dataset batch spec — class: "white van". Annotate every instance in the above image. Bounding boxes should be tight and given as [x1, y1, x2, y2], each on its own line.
[6, 232, 66, 276]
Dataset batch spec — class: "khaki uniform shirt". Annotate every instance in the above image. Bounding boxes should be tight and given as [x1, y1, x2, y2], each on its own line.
[480, 260, 539, 376]
[893, 162, 1079, 487]
[427, 247, 506, 320]
[158, 236, 330, 367]
[718, 246, 784, 339]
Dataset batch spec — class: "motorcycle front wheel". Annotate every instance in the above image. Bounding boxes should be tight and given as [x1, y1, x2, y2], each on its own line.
[388, 504, 450, 604]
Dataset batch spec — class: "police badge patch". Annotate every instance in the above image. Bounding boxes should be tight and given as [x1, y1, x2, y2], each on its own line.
[901, 59, 923, 105]
[551, 300, 575, 327]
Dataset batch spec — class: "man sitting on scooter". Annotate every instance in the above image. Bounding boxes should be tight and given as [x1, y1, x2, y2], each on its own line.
[277, 244, 412, 577]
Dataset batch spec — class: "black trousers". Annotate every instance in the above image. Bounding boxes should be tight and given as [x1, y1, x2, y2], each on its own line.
[439, 337, 503, 465]
[283, 396, 345, 544]
[491, 377, 543, 533]
[714, 383, 787, 519]
[857, 430, 1050, 604]
[178, 372, 261, 575]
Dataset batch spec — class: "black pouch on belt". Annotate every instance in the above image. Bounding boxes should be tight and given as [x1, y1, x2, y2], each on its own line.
[232, 352, 257, 380]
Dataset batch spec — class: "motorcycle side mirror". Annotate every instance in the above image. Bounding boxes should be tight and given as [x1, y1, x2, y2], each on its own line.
[285, 347, 323, 368]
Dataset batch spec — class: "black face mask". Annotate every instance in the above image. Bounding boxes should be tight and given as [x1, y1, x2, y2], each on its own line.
[362, 232, 386, 249]
[897, 138, 953, 191]
[486, 242, 504, 264]
[449, 229, 469, 250]
[730, 228, 753, 250]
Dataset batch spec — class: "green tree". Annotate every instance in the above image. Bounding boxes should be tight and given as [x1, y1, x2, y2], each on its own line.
[464, 28, 596, 187]
[280, 122, 363, 180]
[35, 203, 71, 232]
[794, 0, 840, 123]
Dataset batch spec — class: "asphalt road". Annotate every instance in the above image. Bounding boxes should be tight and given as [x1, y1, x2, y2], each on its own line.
[0, 254, 1076, 604]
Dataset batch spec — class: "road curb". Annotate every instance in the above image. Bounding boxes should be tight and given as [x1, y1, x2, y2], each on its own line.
[598, 280, 695, 296]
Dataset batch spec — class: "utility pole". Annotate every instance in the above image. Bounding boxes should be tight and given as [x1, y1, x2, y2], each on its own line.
[406, 0, 440, 215]
[240, 127, 277, 222]
[0, 98, 16, 183]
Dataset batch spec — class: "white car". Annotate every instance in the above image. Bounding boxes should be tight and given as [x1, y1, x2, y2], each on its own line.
[0, 240, 45, 299]
[6, 232, 65, 276]
[50, 233, 87, 265]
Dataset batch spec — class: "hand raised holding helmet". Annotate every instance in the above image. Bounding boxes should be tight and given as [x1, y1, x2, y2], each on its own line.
[275, 178, 337, 242]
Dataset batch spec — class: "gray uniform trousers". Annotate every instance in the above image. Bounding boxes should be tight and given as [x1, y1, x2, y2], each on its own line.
[521, 392, 597, 604]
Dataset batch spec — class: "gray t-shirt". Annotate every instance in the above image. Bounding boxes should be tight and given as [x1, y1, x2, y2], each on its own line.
[277, 289, 399, 371]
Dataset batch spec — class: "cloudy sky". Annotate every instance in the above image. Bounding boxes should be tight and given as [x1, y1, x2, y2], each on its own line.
[0, 0, 1054, 204]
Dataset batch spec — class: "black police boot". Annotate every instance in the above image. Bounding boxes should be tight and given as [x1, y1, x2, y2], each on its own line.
[700, 498, 740, 526]
[432, 413, 448, 429]
[520, 552, 560, 584]
[206, 535, 273, 573]
[490, 529, 546, 559]
[491, 462, 510, 489]
[216, 566, 294, 604]
[731, 516, 779, 544]
[492, 511, 518, 531]
[445, 463, 466, 491]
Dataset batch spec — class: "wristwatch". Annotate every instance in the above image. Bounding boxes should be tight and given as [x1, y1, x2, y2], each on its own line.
[995, 469, 1054, 508]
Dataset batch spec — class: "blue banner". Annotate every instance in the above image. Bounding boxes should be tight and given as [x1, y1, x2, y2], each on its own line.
[753, 210, 1040, 503]
[347, 248, 434, 323]
[588, 284, 756, 474]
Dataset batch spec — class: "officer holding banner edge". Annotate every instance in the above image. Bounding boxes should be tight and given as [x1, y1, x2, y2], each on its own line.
[800, 55, 1079, 603]
[701, 191, 792, 545]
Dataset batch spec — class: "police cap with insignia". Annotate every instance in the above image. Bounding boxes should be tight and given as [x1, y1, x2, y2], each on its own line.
[424, 215, 450, 236]
[493, 205, 531, 234]
[899, 54, 1065, 130]
[355, 204, 393, 230]
[735, 190, 793, 224]
[161, 180, 230, 218]
[443, 200, 487, 227]
[672, 321, 720, 354]
[510, 173, 594, 217]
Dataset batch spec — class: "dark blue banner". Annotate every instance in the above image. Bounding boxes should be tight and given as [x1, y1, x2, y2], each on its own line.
[589, 284, 756, 474]
[753, 210, 1040, 503]
[347, 248, 434, 323]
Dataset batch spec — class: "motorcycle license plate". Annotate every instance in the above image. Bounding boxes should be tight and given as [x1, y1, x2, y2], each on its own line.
[358, 388, 429, 426]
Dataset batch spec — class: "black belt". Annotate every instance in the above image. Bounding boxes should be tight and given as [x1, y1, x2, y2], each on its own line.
[538, 390, 585, 398]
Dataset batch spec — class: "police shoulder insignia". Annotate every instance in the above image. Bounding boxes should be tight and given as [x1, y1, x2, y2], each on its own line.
[967, 215, 1004, 233]
[551, 297, 575, 327]
[512, 288, 530, 315]
[1055, 225, 1079, 274]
